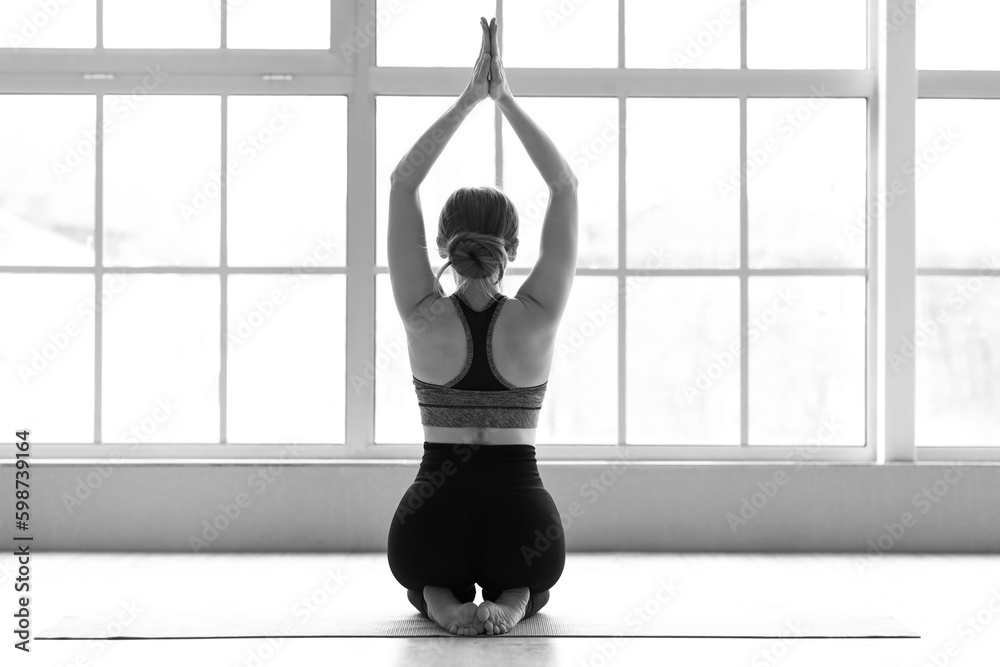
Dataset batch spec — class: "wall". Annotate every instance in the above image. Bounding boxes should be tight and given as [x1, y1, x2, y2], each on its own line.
[2, 461, 998, 552]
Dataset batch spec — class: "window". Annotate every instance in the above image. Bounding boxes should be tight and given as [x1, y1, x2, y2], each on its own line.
[913, 0, 1000, 451]
[2, 1, 994, 462]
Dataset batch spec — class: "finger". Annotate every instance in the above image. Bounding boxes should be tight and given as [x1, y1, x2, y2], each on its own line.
[479, 17, 488, 58]
[489, 18, 498, 59]
[476, 52, 491, 78]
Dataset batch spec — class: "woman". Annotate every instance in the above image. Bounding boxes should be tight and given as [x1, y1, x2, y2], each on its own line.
[385, 17, 579, 637]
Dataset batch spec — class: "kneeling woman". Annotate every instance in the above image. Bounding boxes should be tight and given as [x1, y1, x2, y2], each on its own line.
[384, 17, 579, 637]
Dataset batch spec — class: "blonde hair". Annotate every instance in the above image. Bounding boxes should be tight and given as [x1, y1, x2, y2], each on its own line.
[435, 186, 519, 294]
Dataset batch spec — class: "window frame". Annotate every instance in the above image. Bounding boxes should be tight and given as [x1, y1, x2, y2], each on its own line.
[3, 0, 993, 462]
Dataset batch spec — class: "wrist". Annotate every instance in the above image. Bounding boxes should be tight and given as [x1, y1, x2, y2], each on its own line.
[494, 90, 514, 110]
[457, 89, 481, 111]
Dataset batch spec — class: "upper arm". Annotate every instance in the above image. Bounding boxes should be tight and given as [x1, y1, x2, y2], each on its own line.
[514, 183, 579, 330]
[387, 182, 438, 324]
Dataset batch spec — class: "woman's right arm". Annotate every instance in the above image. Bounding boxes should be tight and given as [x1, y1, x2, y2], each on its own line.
[489, 19, 578, 328]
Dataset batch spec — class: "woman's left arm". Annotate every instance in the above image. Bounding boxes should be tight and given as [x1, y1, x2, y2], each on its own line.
[387, 19, 491, 322]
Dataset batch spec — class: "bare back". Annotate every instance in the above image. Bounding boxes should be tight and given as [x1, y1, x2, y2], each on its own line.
[407, 293, 557, 445]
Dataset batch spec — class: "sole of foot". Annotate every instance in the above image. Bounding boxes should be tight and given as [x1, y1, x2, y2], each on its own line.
[424, 587, 481, 636]
[476, 587, 530, 636]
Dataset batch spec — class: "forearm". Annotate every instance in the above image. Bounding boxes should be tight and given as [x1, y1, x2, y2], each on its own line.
[390, 92, 479, 189]
[496, 94, 578, 194]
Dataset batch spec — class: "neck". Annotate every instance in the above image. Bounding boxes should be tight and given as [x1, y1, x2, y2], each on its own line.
[458, 281, 500, 305]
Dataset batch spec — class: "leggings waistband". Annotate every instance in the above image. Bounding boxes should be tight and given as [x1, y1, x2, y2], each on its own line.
[421, 441, 536, 461]
[416, 441, 542, 489]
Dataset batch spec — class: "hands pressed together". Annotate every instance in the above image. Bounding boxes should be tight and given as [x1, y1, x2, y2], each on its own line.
[465, 17, 511, 105]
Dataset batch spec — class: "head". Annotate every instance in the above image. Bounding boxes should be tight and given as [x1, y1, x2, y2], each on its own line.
[435, 186, 519, 294]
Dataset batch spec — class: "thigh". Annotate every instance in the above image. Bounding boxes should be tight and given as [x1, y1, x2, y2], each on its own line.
[387, 482, 477, 591]
[475, 487, 566, 593]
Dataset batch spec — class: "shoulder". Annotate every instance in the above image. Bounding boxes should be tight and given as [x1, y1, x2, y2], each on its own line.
[496, 294, 560, 340]
[401, 292, 456, 334]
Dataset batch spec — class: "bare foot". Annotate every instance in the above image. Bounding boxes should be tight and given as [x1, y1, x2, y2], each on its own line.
[476, 587, 529, 636]
[424, 586, 480, 636]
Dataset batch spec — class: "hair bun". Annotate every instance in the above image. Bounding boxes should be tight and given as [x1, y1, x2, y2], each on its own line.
[447, 230, 507, 281]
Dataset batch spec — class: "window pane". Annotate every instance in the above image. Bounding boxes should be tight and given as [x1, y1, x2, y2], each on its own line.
[916, 100, 1000, 269]
[104, 0, 219, 48]
[627, 99, 739, 268]
[228, 275, 345, 444]
[509, 275, 618, 444]
[627, 277, 739, 445]
[917, 0, 1000, 70]
[748, 277, 865, 445]
[1, 0, 96, 48]
[504, 0, 617, 68]
[0, 275, 93, 442]
[916, 277, 1000, 446]
[375, 274, 421, 445]
[503, 98, 618, 269]
[747, 99, 867, 268]
[228, 0, 330, 49]
[0, 95, 95, 266]
[104, 95, 220, 266]
[625, 0, 739, 69]
[748, 0, 866, 69]
[376, 0, 494, 67]
[103, 275, 219, 443]
[228, 96, 346, 267]
[375, 96, 494, 267]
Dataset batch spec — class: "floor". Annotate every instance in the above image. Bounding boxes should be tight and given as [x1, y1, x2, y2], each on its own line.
[8, 552, 1000, 666]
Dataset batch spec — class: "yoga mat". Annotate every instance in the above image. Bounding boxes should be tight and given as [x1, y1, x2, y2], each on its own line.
[39, 605, 918, 639]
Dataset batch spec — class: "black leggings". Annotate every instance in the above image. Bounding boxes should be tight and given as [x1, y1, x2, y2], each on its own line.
[387, 442, 566, 619]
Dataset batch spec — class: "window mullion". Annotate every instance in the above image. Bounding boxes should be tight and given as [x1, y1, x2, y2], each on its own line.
[881, 0, 917, 462]
[345, 0, 376, 450]
[219, 94, 228, 444]
[739, 96, 749, 446]
[94, 93, 104, 444]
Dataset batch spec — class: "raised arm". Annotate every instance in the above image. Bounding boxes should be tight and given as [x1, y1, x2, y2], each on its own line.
[387, 18, 492, 321]
[488, 18, 578, 328]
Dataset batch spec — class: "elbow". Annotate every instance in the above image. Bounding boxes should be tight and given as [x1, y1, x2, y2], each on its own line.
[550, 169, 579, 196]
[389, 166, 416, 190]
[389, 170, 407, 188]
